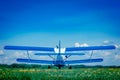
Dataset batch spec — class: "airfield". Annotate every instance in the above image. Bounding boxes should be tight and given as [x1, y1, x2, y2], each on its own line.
[0, 66, 120, 80]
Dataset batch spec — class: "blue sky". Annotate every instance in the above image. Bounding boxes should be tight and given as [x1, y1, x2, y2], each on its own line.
[0, 0, 120, 65]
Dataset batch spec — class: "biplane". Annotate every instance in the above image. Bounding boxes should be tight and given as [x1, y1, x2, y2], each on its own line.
[4, 41, 116, 69]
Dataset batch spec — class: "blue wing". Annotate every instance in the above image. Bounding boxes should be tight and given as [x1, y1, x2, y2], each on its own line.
[34, 53, 58, 55]
[16, 58, 53, 64]
[34, 53, 85, 55]
[4, 46, 54, 51]
[65, 58, 103, 64]
[66, 45, 116, 51]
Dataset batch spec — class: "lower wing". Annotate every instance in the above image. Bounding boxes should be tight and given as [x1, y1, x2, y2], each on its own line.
[16, 58, 53, 64]
[65, 58, 103, 64]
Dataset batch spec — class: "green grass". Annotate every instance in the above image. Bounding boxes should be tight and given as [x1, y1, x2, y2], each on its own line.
[0, 68, 120, 80]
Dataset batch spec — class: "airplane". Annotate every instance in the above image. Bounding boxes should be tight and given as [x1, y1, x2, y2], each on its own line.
[4, 41, 116, 69]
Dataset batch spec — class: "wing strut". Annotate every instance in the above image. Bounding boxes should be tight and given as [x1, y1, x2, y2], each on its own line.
[89, 50, 94, 62]
[48, 55, 55, 60]
[27, 50, 30, 60]
[90, 50, 94, 59]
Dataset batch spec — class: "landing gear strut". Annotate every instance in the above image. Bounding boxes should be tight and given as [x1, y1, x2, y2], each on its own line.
[58, 66, 61, 69]
[48, 66, 51, 69]
[69, 66, 72, 69]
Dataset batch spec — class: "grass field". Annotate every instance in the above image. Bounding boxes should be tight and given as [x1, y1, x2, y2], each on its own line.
[0, 67, 120, 80]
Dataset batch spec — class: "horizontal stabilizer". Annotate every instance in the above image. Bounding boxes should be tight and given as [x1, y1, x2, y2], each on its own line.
[34, 53, 85, 55]
[65, 58, 103, 64]
[66, 45, 116, 51]
[16, 58, 53, 64]
[63, 53, 85, 55]
[4, 46, 54, 51]
[35, 53, 58, 55]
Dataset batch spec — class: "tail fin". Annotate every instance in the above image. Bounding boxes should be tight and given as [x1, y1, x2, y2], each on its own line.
[59, 40, 61, 54]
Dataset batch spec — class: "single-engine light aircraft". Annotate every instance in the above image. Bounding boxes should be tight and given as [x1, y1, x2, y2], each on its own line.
[4, 41, 116, 69]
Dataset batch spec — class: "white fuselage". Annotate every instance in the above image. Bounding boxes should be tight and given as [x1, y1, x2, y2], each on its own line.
[54, 48, 66, 67]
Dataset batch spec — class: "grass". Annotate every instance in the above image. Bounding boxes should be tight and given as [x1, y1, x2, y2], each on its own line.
[0, 67, 120, 80]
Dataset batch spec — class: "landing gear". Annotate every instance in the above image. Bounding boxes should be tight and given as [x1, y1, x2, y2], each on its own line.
[48, 66, 51, 69]
[58, 66, 61, 69]
[69, 66, 72, 69]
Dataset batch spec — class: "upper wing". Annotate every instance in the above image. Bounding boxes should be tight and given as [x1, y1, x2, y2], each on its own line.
[17, 58, 53, 64]
[4, 46, 54, 51]
[65, 58, 103, 64]
[66, 45, 116, 51]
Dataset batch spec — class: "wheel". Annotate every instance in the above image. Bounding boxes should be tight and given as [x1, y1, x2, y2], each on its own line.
[58, 66, 61, 69]
[69, 66, 72, 69]
[48, 66, 51, 69]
